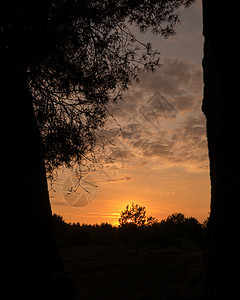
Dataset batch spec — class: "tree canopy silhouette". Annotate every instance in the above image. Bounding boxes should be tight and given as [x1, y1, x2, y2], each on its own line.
[1, 0, 194, 176]
[119, 203, 158, 227]
[51, 212, 206, 250]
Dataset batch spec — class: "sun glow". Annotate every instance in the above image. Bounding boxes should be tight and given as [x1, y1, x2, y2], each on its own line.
[126, 219, 133, 223]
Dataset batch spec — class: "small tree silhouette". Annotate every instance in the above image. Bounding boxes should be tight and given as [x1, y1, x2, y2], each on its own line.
[118, 203, 157, 227]
[119, 203, 146, 227]
[165, 213, 186, 224]
[118, 203, 157, 251]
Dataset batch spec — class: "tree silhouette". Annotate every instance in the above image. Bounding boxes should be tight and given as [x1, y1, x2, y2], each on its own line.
[165, 212, 186, 224]
[202, 1, 240, 298]
[119, 203, 157, 227]
[2, 0, 194, 296]
[119, 203, 147, 227]
[119, 203, 158, 251]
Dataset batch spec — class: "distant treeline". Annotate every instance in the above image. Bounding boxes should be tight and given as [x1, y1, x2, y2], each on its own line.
[52, 213, 208, 250]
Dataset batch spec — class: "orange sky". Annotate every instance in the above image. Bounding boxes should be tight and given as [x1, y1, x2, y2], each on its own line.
[50, 1, 210, 226]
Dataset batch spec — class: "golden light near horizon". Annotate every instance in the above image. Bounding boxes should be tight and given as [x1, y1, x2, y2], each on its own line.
[50, 1, 210, 225]
[126, 219, 134, 224]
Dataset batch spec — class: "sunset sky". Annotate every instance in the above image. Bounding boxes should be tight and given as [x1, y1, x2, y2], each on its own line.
[50, 0, 210, 226]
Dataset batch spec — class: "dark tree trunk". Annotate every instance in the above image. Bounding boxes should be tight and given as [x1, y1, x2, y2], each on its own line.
[202, 1, 240, 298]
[2, 53, 75, 297]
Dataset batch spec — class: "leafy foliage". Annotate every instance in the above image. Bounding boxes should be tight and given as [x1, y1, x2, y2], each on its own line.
[0, 0, 194, 176]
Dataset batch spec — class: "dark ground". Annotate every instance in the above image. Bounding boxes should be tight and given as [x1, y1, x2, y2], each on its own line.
[59, 245, 205, 300]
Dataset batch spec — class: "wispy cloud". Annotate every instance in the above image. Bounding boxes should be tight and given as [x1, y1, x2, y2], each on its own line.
[103, 176, 133, 183]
